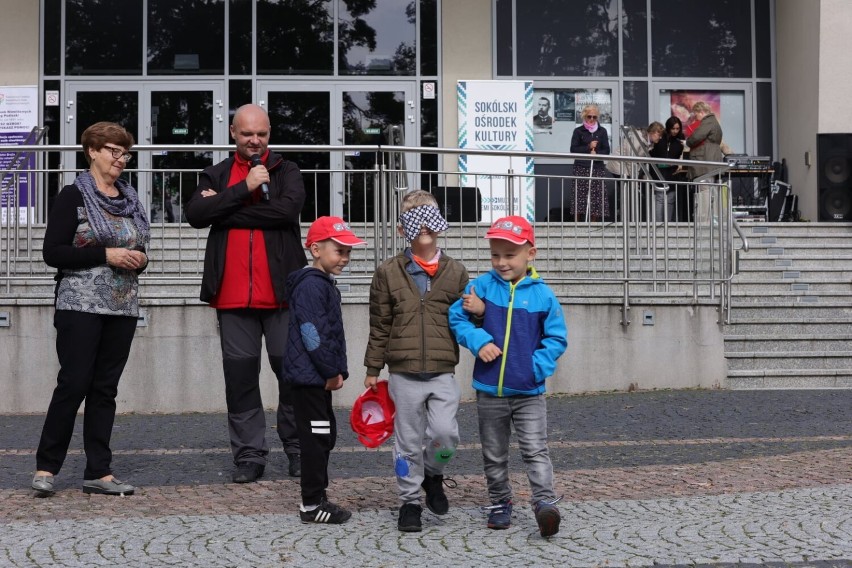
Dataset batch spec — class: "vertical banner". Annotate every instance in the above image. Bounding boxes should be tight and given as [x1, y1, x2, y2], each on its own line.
[0, 85, 38, 224]
[458, 80, 534, 223]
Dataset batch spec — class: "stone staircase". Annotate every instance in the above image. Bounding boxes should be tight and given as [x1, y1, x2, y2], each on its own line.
[1, 222, 721, 303]
[724, 222, 852, 389]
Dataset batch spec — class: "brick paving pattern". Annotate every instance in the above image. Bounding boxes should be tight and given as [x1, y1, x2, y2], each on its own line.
[0, 390, 849, 567]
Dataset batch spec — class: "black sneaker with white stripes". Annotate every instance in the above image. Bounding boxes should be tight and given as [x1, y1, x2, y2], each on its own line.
[299, 498, 352, 524]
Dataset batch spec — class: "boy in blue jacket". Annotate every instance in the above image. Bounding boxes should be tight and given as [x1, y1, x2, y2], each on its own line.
[283, 216, 366, 524]
[449, 216, 567, 537]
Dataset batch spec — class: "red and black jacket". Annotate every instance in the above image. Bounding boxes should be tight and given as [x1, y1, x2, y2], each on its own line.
[185, 152, 307, 306]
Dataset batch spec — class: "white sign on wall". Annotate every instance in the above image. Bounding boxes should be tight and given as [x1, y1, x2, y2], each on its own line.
[457, 80, 534, 223]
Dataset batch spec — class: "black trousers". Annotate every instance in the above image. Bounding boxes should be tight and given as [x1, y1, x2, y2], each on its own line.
[36, 310, 138, 480]
[292, 385, 337, 506]
[217, 308, 299, 466]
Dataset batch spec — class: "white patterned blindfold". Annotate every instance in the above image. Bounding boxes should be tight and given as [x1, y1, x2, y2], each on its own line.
[398, 205, 449, 242]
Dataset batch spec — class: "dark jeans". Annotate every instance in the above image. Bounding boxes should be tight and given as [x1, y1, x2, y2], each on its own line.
[36, 310, 138, 480]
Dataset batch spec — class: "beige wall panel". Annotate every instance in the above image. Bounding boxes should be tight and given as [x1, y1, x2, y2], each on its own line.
[776, 0, 820, 221]
[440, 0, 493, 171]
[0, 0, 40, 85]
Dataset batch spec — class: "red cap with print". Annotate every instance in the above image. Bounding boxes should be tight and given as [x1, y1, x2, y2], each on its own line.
[485, 215, 535, 246]
[305, 216, 367, 247]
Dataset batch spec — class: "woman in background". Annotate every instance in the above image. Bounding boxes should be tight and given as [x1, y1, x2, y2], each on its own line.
[651, 116, 686, 221]
[686, 101, 724, 224]
[570, 105, 611, 222]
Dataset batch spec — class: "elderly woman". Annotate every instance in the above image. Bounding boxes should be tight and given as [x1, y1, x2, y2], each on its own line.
[686, 101, 724, 181]
[570, 105, 611, 221]
[685, 102, 724, 224]
[32, 122, 149, 497]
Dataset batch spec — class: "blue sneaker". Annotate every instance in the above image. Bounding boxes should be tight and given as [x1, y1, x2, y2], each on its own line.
[534, 498, 562, 537]
[483, 499, 512, 530]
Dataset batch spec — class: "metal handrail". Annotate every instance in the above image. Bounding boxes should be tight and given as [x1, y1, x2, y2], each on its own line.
[1, 141, 736, 322]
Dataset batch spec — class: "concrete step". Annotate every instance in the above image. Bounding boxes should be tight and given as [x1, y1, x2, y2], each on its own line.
[726, 369, 852, 389]
[732, 281, 852, 293]
[734, 268, 852, 282]
[729, 291, 852, 304]
[725, 351, 852, 370]
[724, 334, 852, 352]
[726, 302, 852, 320]
[723, 318, 852, 335]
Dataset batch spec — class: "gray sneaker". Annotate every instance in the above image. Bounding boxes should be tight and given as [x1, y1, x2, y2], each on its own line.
[82, 477, 135, 496]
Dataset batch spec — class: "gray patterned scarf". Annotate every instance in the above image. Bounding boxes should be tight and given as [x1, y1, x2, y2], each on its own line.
[74, 170, 150, 247]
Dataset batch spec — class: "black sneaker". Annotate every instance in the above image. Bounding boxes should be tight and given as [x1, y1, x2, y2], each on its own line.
[421, 474, 449, 515]
[534, 498, 561, 537]
[397, 503, 423, 532]
[232, 462, 264, 484]
[287, 453, 301, 477]
[299, 498, 352, 524]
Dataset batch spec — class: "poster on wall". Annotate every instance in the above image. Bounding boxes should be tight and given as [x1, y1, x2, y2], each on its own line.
[457, 80, 534, 223]
[533, 87, 613, 154]
[669, 91, 721, 138]
[0, 85, 38, 225]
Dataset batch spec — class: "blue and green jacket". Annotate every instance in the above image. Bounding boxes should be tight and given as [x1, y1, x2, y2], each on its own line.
[448, 266, 567, 397]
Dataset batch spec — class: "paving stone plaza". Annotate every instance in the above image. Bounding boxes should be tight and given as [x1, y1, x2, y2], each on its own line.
[1, 390, 850, 567]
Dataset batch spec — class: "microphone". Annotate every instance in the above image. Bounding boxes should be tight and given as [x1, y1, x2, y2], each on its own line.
[249, 154, 270, 201]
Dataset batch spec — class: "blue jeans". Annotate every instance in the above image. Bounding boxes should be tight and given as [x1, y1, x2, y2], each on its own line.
[476, 391, 555, 505]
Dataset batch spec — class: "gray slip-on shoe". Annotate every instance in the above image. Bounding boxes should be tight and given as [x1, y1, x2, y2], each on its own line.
[31, 474, 55, 496]
[82, 477, 135, 496]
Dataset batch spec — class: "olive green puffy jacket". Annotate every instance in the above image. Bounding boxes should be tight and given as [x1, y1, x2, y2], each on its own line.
[364, 253, 468, 377]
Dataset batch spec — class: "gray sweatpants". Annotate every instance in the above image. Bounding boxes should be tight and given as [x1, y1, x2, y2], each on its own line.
[388, 372, 460, 505]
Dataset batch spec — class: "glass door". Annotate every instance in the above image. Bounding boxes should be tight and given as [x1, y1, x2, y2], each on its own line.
[143, 83, 224, 223]
[63, 83, 140, 186]
[64, 82, 224, 221]
[258, 83, 334, 221]
[258, 81, 417, 222]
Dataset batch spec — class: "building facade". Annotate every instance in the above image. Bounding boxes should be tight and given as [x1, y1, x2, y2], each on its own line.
[1, 0, 850, 222]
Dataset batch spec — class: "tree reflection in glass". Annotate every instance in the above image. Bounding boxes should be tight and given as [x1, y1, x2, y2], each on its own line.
[257, 0, 334, 74]
[147, 0, 225, 75]
[517, 0, 618, 77]
[651, 0, 752, 78]
[338, 0, 416, 75]
[65, 0, 143, 75]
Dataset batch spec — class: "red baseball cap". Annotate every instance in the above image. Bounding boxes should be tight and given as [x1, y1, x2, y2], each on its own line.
[350, 381, 395, 449]
[305, 216, 367, 247]
[485, 215, 535, 246]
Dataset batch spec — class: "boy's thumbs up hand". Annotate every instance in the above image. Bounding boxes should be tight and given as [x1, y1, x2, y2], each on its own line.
[462, 285, 485, 316]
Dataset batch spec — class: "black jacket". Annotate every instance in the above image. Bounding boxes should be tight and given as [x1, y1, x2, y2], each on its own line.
[185, 152, 307, 304]
[282, 267, 349, 387]
[570, 125, 610, 170]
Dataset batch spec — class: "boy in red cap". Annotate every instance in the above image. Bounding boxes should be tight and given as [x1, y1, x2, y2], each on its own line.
[282, 216, 366, 524]
[363, 190, 469, 532]
[449, 215, 567, 538]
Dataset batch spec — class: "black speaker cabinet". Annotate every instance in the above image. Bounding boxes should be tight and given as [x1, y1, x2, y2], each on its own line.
[817, 133, 852, 221]
[427, 186, 482, 222]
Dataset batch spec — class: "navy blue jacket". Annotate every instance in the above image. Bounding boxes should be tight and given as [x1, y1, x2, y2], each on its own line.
[282, 266, 349, 387]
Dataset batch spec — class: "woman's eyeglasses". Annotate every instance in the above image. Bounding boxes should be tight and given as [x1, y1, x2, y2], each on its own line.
[586, 115, 598, 120]
[103, 145, 133, 163]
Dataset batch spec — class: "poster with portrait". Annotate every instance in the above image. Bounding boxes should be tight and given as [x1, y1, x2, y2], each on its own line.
[670, 91, 721, 139]
[533, 87, 612, 154]
[532, 90, 555, 132]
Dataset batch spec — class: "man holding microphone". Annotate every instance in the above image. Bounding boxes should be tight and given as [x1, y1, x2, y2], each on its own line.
[186, 104, 306, 483]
